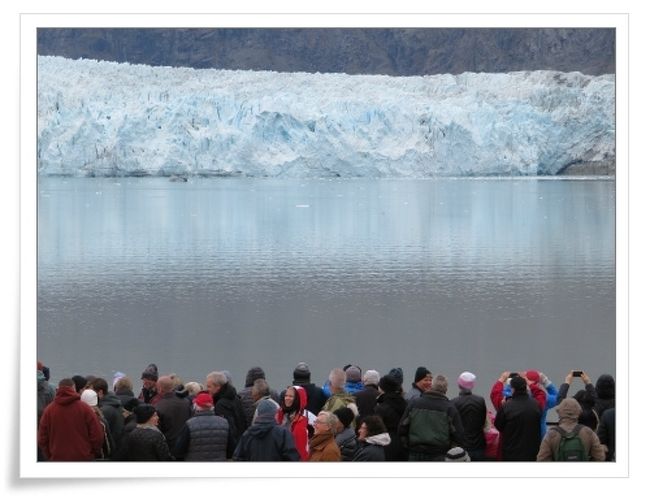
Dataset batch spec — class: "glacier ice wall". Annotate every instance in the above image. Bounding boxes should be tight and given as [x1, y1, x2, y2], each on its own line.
[37, 56, 615, 177]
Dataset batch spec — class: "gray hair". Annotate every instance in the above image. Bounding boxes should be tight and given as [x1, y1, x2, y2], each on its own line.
[184, 381, 203, 397]
[363, 369, 380, 386]
[329, 368, 346, 389]
[318, 411, 339, 433]
[252, 378, 270, 400]
[206, 371, 228, 387]
[431, 374, 448, 394]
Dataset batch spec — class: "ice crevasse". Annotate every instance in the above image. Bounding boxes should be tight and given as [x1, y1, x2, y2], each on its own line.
[37, 55, 615, 178]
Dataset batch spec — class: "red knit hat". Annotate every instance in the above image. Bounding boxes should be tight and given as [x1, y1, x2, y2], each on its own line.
[194, 391, 213, 408]
[525, 370, 540, 384]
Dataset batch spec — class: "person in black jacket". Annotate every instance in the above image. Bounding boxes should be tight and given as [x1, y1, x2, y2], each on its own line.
[353, 415, 391, 461]
[597, 407, 615, 461]
[206, 371, 248, 444]
[292, 362, 327, 416]
[175, 391, 234, 461]
[355, 370, 381, 421]
[451, 371, 487, 461]
[494, 374, 542, 461]
[123, 404, 173, 461]
[155, 375, 192, 459]
[233, 399, 300, 461]
[90, 377, 125, 458]
[374, 374, 408, 461]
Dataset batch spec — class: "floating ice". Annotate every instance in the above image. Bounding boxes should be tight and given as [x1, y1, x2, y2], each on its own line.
[37, 56, 615, 178]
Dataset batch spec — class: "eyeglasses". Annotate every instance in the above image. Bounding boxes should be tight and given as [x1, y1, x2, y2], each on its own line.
[314, 420, 328, 425]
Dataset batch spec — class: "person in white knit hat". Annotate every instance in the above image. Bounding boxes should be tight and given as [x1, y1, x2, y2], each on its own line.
[451, 371, 488, 461]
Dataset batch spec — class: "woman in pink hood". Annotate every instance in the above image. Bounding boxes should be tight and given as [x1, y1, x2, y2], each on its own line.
[276, 385, 310, 460]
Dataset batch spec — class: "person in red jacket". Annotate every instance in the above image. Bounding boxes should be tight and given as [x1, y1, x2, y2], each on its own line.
[38, 378, 104, 461]
[275, 385, 310, 460]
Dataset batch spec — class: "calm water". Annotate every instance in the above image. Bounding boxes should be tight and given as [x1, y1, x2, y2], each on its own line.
[37, 177, 615, 397]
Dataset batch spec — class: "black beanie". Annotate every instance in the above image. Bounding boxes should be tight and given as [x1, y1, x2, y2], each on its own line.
[414, 366, 431, 384]
[333, 407, 355, 428]
[141, 363, 159, 382]
[293, 362, 311, 382]
[134, 403, 156, 424]
[379, 374, 400, 394]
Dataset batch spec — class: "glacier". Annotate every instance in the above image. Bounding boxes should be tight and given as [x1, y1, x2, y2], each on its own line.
[37, 56, 615, 178]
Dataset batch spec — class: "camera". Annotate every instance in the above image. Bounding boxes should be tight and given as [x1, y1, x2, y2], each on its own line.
[572, 370, 583, 377]
[509, 372, 519, 378]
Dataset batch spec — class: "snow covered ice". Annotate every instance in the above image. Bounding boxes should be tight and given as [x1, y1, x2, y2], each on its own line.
[37, 56, 615, 178]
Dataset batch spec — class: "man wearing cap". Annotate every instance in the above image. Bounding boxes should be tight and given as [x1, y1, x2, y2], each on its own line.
[292, 362, 327, 415]
[494, 373, 543, 461]
[123, 404, 174, 461]
[138, 363, 161, 405]
[38, 378, 104, 461]
[451, 371, 487, 461]
[238, 366, 280, 427]
[355, 369, 381, 420]
[405, 367, 433, 401]
[398, 374, 466, 461]
[537, 398, 605, 461]
[175, 391, 234, 461]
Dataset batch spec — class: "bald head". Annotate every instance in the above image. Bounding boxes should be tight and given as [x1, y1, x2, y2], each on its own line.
[157, 375, 175, 394]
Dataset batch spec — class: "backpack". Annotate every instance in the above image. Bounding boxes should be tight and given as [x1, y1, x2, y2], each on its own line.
[551, 424, 588, 461]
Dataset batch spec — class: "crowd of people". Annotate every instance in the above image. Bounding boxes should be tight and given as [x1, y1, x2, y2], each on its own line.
[36, 360, 616, 462]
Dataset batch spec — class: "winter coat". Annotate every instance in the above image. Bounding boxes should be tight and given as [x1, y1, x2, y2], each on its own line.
[138, 386, 161, 405]
[98, 393, 124, 454]
[592, 375, 615, 417]
[175, 410, 232, 461]
[375, 391, 408, 461]
[398, 391, 466, 458]
[239, 386, 281, 427]
[37, 386, 104, 461]
[155, 392, 192, 457]
[322, 392, 357, 414]
[494, 391, 542, 461]
[490, 380, 547, 412]
[37, 371, 54, 425]
[597, 407, 615, 461]
[309, 432, 341, 461]
[352, 432, 391, 461]
[537, 421, 606, 461]
[213, 383, 248, 443]
[124, 424, 174, 461]
[335, 427, 358, 461]
[451, 390, 487, 451]
[233, 420, 300, 461]
[404, 385, 425, 402]
[275, 385, 310, 461]
[115, 388, 138, 410]
[344, 380, 364, 395]
[355, 385, 379, 420]
[556, 383, 600, 430]
[293, 381, 327, 415]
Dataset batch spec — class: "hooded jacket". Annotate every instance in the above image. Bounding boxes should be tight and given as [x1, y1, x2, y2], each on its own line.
[536, 398, 605, 461]
[275, 385, 310, 461]
[353, 432, 391, 461]
[233, 414, 300, 461]
[38, 386, 104, 461]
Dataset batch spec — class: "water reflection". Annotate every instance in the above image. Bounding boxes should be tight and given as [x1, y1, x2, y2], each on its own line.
[38, 177, 615, 395]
